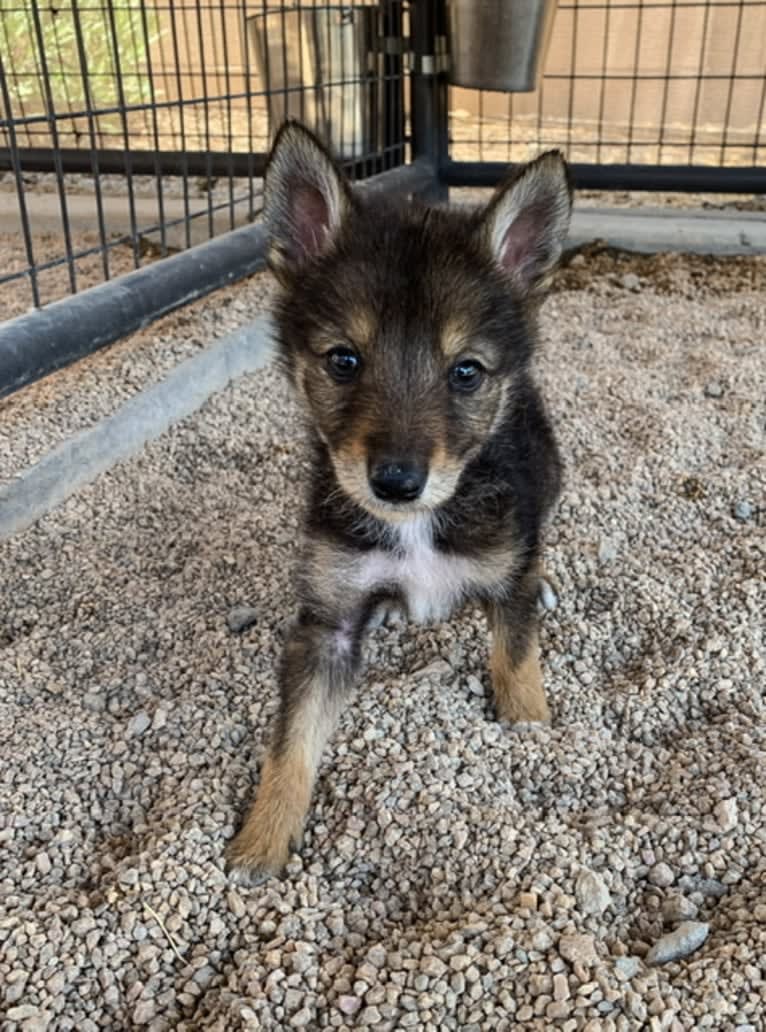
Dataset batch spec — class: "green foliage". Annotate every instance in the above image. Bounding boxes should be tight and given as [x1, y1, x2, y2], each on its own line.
[0, 1, 164, 116]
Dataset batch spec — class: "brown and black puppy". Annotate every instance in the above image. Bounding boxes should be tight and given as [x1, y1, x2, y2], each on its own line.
[227, 122, 572, 882]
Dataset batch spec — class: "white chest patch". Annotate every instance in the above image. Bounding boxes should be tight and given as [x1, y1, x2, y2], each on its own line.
[355, 515, 500, 624]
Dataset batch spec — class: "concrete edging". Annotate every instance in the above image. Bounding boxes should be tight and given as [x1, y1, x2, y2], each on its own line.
[568, 206, 766, 255]
[0, 316, 274, 541]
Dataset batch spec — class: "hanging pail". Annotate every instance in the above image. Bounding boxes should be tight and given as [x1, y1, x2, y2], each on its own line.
[446, 0, 558, 92]
[248, 6, 384, 161]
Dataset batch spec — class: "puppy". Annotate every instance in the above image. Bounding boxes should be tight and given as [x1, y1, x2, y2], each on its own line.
[227, 122, 571, 881]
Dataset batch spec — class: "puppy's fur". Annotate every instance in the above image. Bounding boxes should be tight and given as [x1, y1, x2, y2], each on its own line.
[226, 123, 572, 881]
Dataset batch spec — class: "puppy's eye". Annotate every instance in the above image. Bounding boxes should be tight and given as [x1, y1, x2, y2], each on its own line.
[326, 347, 360, 383]
[448, 359, 484, 393]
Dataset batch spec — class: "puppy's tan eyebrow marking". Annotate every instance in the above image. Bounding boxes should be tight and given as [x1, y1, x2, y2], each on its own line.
[346, 308, 376, 349]
[441, 316, 473, 360]
[440, 318, 497, 371]
[307, 308, 376, 358]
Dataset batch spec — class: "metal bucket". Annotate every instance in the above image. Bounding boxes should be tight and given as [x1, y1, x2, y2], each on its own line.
[248, 6, 384, 161]
[446, 0, 558, 92]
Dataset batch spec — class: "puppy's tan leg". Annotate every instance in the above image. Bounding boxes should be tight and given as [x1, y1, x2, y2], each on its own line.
[485, 572, 551, 724]
[226, 614, 360, 882]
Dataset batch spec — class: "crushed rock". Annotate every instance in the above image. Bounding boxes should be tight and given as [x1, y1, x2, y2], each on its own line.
[1, 253, 764, 1029]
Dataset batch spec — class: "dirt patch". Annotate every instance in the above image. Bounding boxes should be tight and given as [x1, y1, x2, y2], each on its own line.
[556, 243, 766, 297]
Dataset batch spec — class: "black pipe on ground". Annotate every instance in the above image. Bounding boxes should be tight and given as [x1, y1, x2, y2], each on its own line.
[444, 161, 766, 194]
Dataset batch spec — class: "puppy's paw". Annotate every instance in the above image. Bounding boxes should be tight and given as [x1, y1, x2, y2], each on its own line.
[496, 693, 551, 725]
[225, 824, 299, 885]
[225, 759, 308, 885]
[367, 601, 405, 630]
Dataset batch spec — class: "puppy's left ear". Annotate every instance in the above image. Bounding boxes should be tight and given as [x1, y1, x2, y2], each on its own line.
[479, 151, 572, 296]
[264, 121, 352, 282]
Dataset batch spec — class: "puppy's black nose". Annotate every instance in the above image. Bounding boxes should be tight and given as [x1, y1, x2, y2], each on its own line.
[369, 461, 426, 502]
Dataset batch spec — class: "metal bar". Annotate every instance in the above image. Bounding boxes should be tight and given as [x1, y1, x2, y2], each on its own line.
[442, 161, 766, 193]
[138, 0, 169, 258]
[167, 0, 193, 250]
[410, 0, 449, 201]
[0, 147, 418, 181]
[0, 50, 40, 308]
[193, 0, 215, 239]
[29, 0, 78, 295]
[0, 148, 265, 177]
[0, 159, 435, 401]
[71, 0, 110, 282]
[239, 0, 256, 223]
[381, 0, 406, 170]
[105, 0, 141, 270]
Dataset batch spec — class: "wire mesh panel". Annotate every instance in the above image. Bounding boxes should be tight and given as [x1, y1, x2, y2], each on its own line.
[1, 0, 765, 322]
[0, 1, 407, 313]
[448, 0, 766, 169]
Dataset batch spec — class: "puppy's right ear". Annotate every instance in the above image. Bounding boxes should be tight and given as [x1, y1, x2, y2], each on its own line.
[264, 121, 352, 282]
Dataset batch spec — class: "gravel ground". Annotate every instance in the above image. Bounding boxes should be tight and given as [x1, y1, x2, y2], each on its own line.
[1, 252, 765, 1031]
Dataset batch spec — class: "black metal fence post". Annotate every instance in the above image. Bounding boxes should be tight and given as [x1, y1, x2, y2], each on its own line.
[410, 0, 449, 202]
[381, 0, 406, 172]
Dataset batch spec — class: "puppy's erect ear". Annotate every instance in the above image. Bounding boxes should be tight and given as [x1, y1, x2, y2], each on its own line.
[479, 151, 572, 296]
[264, 121, 352, 281]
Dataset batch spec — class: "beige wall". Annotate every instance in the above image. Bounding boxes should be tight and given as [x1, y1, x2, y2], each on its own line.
[151, 0, 765, 160]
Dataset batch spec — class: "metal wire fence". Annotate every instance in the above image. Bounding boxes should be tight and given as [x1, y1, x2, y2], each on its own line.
[448, 0, 766, 169]
[0, 1, 407, 314]
[1, 0, 765, 318]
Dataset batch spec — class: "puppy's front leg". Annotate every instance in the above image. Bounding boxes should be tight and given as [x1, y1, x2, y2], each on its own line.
[226, 610, 362, 882]
[485, 566, 551, 724]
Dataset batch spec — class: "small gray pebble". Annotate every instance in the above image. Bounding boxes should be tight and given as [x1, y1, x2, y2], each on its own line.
[127, 710, 151, 738]
[648, 861, 675, 888]
[7, 1007, 43, 1022]
[620, 272, 641, 291]
[290, 1009, 313, 1028]
[35, 851, 52, 875]
[704, 380, 725, 398]
[614, 956, 640, 980]
[152, 706, 168, 731]
[227, 605, 259, 633]
[576, 869, 611, 915]
[662, 893, 698, 925]
[359, 1005, 382, 1025]
[414, 658, 454, 682]
[83, 691, 105, 712]
[337, 996, 362, 1016]
[646, 921, 710, 965]
[132, 1000, 156, 1024]
[678, 877, 728, 899]
[733, 500, 753, 521]
[713, 797, 738, 831]
[22, 1020, 53, 1032]
[465, 674, 484, 697]
[558, 933, 598, 966]
[597, 537, 618, 563]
